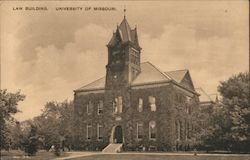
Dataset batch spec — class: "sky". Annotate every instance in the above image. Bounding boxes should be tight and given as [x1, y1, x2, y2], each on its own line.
[1, 1, 249, 121]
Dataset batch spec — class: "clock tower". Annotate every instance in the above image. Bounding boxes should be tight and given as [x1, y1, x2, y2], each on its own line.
[105, 16, 141, 89]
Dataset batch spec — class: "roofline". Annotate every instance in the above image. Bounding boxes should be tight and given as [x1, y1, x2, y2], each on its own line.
[74, 80, 199, 95]
[166, 69, 189, 73]
[74, 87, 105, 93]
[195, 87, 212, 101]
[131, 80, 171, 87]
[74, 77, 105, 91]
[145, 61, 172, 80]
[171, 80, 200, 96]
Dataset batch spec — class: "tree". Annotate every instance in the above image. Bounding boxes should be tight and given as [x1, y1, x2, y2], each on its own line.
[31, 100, 74, 151]
[22, 124, 39, 156]
[218, 72, 249, 152]
[192, 72, 249, 152]
[0, 89, 25, 150]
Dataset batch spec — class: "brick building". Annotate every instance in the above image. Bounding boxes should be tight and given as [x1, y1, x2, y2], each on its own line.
[73, 16, 200, 151]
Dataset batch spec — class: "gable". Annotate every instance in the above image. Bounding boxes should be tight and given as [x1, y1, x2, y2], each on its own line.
[165, 70, 195, 92]
[180, 71, 195, 91]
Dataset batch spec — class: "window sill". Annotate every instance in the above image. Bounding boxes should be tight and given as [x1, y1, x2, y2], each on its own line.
[149, 138, 156, 141]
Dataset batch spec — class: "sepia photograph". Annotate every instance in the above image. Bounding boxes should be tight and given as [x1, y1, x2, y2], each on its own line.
[0, 0, 249, 159]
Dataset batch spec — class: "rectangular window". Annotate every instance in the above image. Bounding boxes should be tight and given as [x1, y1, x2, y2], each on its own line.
[149, 96, 156, 111]
[113, 97, 123, 114]
[138, 98, 143, 112]
[97, 124, 103, 140]
[137, 122, 143, 140]
[86, 124, 92, 140]
[149, 121, 156, 140]
[87, 101, 93, 115]
[113, 98, 118, 113]
[176, 121, 181, 140]
[97, 100, 103, 115]
[118, 96, 123, 113]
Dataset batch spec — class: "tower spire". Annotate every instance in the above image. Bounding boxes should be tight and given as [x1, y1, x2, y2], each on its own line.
[124, 5, 126, 18]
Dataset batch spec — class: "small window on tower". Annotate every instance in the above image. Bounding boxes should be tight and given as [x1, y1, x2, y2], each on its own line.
[113, 97, 123, 114]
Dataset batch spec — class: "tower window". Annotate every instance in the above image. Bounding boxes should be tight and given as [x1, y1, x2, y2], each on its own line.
[138, 98, 143, 112]
[149, 96, 156, 111]
[149, 121, 156, 140]
[113, 96, 123, 113]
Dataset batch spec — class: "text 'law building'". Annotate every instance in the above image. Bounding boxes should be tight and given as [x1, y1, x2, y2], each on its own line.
[73, 16, 200, 152]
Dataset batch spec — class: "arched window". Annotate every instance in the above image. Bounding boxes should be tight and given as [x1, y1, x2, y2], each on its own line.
[149, 96, 156, 111]
[149, 121, 156, 140]
[138, 98, 143, 112]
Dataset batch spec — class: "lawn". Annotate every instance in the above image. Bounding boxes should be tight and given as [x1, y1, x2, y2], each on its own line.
[71, 154, 250, 160]
[0, 150, 69, 160]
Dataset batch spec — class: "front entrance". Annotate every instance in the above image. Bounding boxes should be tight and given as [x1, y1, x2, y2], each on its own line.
[113, 125, 123, 143]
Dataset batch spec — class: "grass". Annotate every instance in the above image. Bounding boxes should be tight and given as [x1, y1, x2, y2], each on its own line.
[71, 154, 250, 160]
[0, 150, 69, 160]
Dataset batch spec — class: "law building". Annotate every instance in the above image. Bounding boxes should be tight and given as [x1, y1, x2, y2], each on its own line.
[73, 16, 200, 152]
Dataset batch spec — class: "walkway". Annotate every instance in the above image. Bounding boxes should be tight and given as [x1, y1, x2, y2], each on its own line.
[52, 151, 250, 160]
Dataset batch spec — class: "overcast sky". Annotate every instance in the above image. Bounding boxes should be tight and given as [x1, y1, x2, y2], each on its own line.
[1, 1, 249, 121]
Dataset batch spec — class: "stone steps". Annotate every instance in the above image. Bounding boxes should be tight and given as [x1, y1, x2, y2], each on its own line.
[102, 143, 123, 153]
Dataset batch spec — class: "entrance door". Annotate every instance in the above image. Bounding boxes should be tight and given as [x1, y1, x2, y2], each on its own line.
[114, 125, 123, 143]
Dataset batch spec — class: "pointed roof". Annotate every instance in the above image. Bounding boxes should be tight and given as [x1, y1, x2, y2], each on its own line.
[119, 17, 132, 42]
[107, 17, 139, 47]
[165, 69, 188, 83]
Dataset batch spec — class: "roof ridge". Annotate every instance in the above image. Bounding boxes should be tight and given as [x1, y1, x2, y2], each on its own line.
[140, 61, 150, 64]
[166, 69, 189, 73]
[146, 62, 172, 80]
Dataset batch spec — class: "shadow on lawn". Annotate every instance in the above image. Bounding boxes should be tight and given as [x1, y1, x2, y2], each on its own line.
[0, 150, 69, 160]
